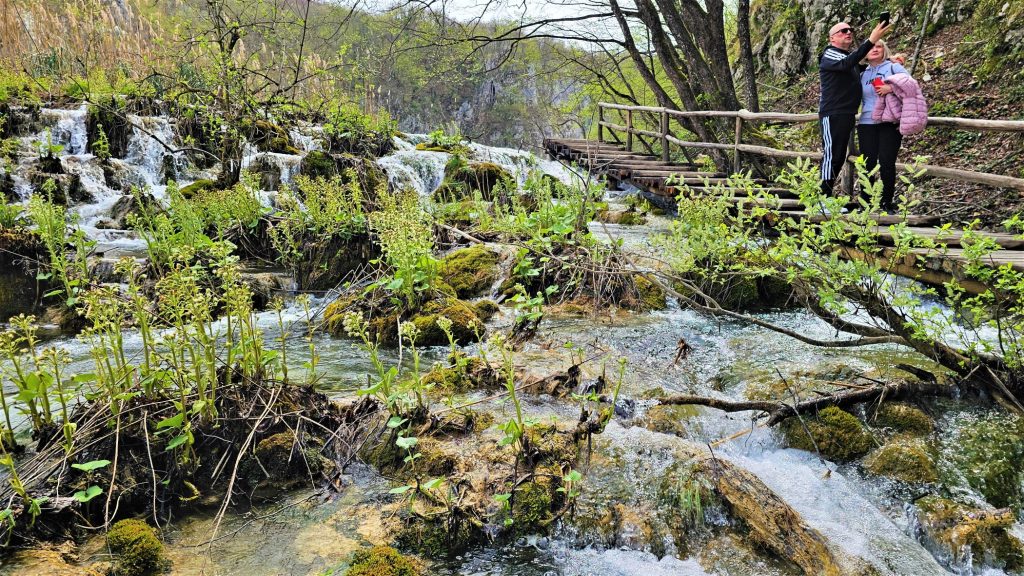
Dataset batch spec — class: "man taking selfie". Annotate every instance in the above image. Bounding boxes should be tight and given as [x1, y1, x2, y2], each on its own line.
[819, 19, 891, 196]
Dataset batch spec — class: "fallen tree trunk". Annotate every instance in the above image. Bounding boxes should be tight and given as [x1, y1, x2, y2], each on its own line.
[656, 378, 955, 426]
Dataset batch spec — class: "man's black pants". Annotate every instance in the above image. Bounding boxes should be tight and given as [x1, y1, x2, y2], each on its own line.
[857, 122, 903, 208]
[819, 114, 855, 196]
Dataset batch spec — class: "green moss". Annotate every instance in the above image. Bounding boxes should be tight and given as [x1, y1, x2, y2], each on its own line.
[473, 299, 499, 320]
[396, 515, 482, 558]
[594, 209, 647, 225]
[864, 436, 937, 483]
[973, 0, 1024, 75]
[633, 274, 667, 311]
[299, 150, 336, 179]
[782, 406, 873, 461]
[440, 161, 512, 201]
[432, 181, 467, 204]
[944, 411, 1024, 513]
[179, 179, 215, 199]
[409, 297, 484, 346]
[641, 404, 701, 437]
[415, 439, 460, 477]
[872, 403, 934, 436]
[525, 423, 577, 467]
[511, 480, 553, 531]
[420, 356, 488, 393]
[916, 496, 1024, 572]
[244, 119, 297, 154]
[344, 546, 422, 576]
[440, 245, 500, 299]
[106, 519, 168, 576]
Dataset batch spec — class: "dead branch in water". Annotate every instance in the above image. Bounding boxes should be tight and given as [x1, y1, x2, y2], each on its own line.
[656, 378, 955, 426]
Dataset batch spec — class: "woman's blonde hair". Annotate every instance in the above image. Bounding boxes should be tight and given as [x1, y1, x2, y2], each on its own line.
[861, 39, 891, 64]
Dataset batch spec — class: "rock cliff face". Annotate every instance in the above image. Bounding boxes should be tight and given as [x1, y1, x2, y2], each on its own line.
[749, 0, 976, 79]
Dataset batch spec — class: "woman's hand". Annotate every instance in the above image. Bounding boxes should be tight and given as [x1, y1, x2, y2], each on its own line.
[875, 84, 893, 96]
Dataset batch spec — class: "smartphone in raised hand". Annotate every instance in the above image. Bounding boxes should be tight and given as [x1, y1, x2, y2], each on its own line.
[879, 11, 891, 26]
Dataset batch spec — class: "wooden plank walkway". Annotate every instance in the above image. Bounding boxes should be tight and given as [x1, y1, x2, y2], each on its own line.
[544, 137, 1024, 288]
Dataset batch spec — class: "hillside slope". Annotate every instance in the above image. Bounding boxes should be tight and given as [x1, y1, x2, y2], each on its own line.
[750, 1, 1024, 227]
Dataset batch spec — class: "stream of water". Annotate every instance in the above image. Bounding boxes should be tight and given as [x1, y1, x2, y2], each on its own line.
[1, 106, 1021, 575]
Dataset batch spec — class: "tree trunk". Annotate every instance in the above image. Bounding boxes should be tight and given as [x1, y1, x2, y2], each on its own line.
[737, 0, 760, 112]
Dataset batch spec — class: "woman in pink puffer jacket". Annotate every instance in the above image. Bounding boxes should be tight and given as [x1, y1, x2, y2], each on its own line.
[859, 41, 912, 211]
[873, 73, 928, 136]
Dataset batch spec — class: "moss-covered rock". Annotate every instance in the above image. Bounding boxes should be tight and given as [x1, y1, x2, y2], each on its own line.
[437, 160, 512, 201]
[863, 436, 937, 483]
[674, 271, 791, 312]
[781, 406, 873, 461]
[641, 404, 701, 437]
[916, 495, 1024, 572]
[943, 411, 1024, 513]
[179, 179, 215, 199]
[344, 546, 423, 576]
[473, 299, 499, 320]
[299, 150, 336, 179]
[525, 423, 578, 468]
[872, 403, 934, 436]
[29, 169, 89, 205]
[106, 519, 168, 576]
[1, 171, 16, 203]
[420, 356, 490, 393]
[244, 119, 299, 155]
[594, 209, 647, 225]
[87, 99, 132, 159]
[409, 297, 484, 346]
[108, 193, 162, 230]
[294, 233, 377, 291]
[511, 480, 554, 532]
[396, 515, 481, 558]
[632, 274, 667, 311]
[439, 245, 501, 299]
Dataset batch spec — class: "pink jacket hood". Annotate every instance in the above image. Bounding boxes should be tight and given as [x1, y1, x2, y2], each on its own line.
[872, 73, 928, 135]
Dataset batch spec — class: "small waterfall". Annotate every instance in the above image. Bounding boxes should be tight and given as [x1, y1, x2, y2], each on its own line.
[468, 141, 574, 184]
[11, 175, 32, 200]
[241, 150, 304, 190]
[392, 135, 416, 151]
[39, 105, 89, 155]
[289, 126, 323, 153]
[125, 115, 178, 185]
[375, 135, 574, 195]
[375, 149, 450, 196]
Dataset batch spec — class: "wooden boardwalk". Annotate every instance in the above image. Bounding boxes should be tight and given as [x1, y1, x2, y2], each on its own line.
[544, 137, 1024, 287]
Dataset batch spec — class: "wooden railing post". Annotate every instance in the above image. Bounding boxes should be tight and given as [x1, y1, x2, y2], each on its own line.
[842, 136, 857, 199]
[661, 110, 669, 164]
[626, 109, 633, 152]
[733, 116, 743, 175]
[597, 105, 604, 143]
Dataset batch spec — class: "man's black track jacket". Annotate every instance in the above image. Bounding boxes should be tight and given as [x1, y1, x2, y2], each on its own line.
[818, 40, 875, 117]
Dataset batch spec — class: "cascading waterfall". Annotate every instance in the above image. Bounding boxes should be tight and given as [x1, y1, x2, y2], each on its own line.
[39, 105, 89, 155]
[374, 135, 576, 197]
[375, 147, 451, 196]
[289, 125, 323, 153]
[125, 115, 179, 186]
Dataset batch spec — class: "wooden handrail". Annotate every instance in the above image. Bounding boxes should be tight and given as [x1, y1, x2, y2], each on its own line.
[597, 102, 1024, 131]
[595, 102, 1024, 192]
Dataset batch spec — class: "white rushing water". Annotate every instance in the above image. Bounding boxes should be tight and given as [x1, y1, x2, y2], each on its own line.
[12, 111, 577, 253]
[39, 105, 88, 155]
[375, 134, 576, 196]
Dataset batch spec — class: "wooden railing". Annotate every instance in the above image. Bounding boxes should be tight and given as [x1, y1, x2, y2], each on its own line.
[596, 102, 1024, 192]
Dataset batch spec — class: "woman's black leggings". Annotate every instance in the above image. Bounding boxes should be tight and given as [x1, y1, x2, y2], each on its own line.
[857, 122, 903, 207]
